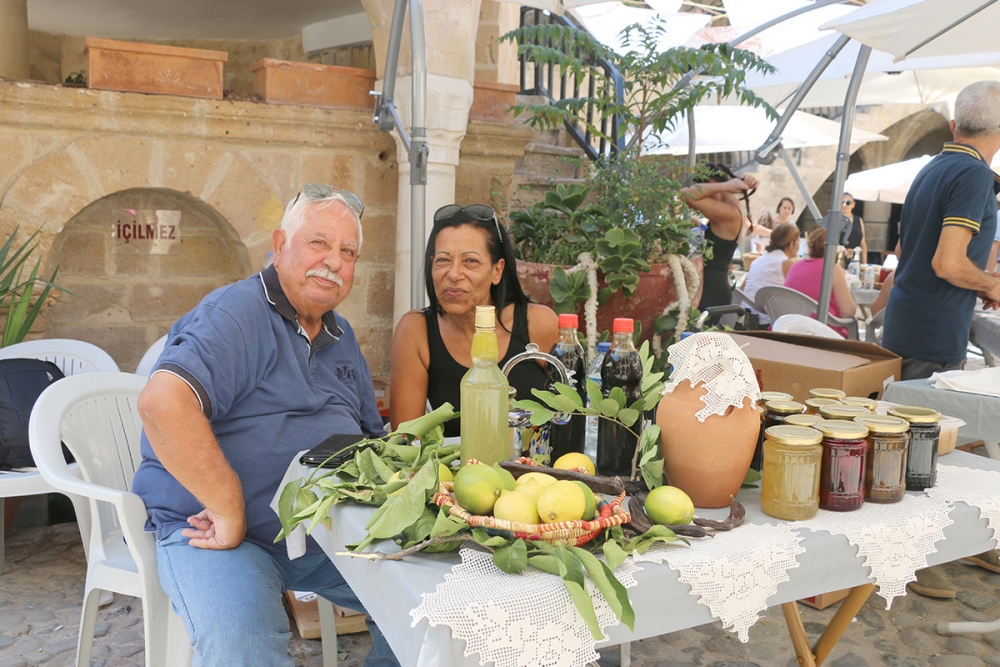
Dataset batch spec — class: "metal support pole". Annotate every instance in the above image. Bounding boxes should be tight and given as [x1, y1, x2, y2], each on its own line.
[409, 0, 429, 310]
[687, 109, 697, 169]
[778, 146, 823, 221]
[816, 45, 871, 325]
[374, 0, 409, 134]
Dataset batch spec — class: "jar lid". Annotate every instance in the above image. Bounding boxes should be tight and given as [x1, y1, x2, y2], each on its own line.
[809, 387, 847, 400]
[784, 413, 824, 427]
[815, 419, 869, 439]
[854, 414, 910, 434]
[820, 403, 871, 420]
[765, 424, 823, 446]
[765, 399, 806, 415]
[889, 405, 941, 424]
[805, 397, 839, 409]
[840, 396, 878, 410]
[759, 391, 793, 404]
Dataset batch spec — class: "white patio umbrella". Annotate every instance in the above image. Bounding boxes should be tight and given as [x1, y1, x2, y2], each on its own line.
[570, 2, 709, 53]
[643, 104, 887, 155]
[507, 0, 677, 18]
[845, 152, 1000, 203]
[821, 0, 1000, 61]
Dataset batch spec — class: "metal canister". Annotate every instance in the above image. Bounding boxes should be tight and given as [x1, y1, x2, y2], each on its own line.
[889, 406, 941, 490]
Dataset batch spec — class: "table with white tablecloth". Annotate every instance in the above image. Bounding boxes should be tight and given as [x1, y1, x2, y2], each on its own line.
[971, 311, 1000, 366]
[273, 453, 1000, 667]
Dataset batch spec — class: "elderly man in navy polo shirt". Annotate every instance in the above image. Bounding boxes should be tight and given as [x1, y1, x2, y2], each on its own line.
[132, 185, 399, 666]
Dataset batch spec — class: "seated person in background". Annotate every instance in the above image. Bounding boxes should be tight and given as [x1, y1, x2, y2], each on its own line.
[132, 184, 398, 666]
[870, 270, 895, 316]
[741, 223, 801, 325]
[784, 226, 857, 336]
[749, 209, 775, 254]
[390, 204, 558, 438]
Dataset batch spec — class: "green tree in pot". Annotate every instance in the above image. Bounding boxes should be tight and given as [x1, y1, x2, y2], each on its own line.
[0, 223, 69, 347]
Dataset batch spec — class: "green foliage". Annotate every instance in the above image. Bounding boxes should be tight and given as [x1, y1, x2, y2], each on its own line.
[0, 223, 71, 347]
[510, 182, 605, 266]
[549, 266, 590, 315]
[64, 70, 86, 85]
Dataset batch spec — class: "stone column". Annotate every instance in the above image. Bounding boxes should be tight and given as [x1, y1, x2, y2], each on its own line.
[0, 0, 30, 80]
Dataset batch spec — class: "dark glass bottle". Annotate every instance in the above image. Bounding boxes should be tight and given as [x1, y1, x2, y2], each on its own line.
[597, 318, 643, 477]
[547, 313, 586, 462]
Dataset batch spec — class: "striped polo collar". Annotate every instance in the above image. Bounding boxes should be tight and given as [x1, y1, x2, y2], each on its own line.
[259, 264, 342, 341]
[942, 142, 1000, 190]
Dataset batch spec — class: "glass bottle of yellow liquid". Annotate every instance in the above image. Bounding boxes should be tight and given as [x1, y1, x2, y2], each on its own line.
[460, 305, 510, 466]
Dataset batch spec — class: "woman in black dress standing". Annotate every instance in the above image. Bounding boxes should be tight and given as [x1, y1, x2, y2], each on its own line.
[681, 165, 759, 310]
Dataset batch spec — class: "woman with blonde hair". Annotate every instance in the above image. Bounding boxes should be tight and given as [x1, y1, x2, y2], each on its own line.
[742, 223, 800, 324]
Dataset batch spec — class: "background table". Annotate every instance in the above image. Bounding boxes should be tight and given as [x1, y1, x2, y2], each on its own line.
[276, 452, 1000, 667]
[883, 378, 1000, 459]
[971, 311, 1000, 367]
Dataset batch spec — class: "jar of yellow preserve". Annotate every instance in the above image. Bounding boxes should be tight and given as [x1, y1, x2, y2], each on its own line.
[761, 425, 823, 521]
[810, 388, 846, 401]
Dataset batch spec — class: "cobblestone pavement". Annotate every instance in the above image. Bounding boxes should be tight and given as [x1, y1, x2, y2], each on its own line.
[1, 522, 998, 667]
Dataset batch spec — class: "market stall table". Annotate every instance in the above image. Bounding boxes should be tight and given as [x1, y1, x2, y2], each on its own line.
[849, 286, 879, 320]
[274, 452, 999, 667]
[883, 377, 1000, 460]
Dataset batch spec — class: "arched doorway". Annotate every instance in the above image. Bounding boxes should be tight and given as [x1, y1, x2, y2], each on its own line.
[45, 188, 251, 371]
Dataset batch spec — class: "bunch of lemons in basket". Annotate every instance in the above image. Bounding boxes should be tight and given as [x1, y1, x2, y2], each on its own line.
[452, 453, 598, 525]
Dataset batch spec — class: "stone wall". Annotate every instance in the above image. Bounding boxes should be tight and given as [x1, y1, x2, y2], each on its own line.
[0, 79, 398, 375]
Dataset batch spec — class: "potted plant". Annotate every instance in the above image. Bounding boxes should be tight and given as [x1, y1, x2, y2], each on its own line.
[502, 18, 774, 360]
[0, 225, 69, 347]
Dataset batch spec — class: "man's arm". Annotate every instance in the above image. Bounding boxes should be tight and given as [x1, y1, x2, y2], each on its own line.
[137, 371, 246, 549]
[931, 226, 1000, 306]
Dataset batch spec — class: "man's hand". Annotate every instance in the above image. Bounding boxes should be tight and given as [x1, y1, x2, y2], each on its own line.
[182, 508, 247, 550]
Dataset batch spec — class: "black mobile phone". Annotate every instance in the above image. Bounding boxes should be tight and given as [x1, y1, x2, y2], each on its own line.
[298, 433, 368, 468]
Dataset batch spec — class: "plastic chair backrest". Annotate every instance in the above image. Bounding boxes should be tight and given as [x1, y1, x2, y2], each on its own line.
[754, 285, 817, 321]
[136, 336, 168, 378]
[866, 309, 886, 344]
[0, 339, 119, 376]
[772, 314, 845, 339]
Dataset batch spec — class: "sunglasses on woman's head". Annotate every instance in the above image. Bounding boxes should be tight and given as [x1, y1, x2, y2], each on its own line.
[434, 204, 504, 242]
[291, 183, 365, 219]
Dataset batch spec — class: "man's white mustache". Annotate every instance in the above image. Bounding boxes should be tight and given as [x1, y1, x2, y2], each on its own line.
[306, 268, 344, 286]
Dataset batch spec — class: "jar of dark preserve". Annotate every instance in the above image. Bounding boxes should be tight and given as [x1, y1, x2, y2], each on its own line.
[752, 392, 793, 471]
[889, 406, 940, 490]
[854, 414, 910, 503]
[804, 398, 838, 415]
[815, 419, 869, 511]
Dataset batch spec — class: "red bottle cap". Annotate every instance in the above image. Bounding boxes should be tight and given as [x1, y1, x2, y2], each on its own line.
[557, 313, 578, 329]
[612, 318, 634, 333]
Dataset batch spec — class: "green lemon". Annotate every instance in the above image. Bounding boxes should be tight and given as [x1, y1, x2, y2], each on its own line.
[645, 486, 695, 526]
[438, 462, 454, 483]
[453, 463, 504, 515]
[571, 480, 597, 520]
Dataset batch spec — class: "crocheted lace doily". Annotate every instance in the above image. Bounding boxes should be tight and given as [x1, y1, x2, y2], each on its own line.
[924, 463, 1000, 548]
[409, 548, 641, 667]
[631, 522, 805, 641]
[663, 332, 760, 421]
[795, 494, 953, 608]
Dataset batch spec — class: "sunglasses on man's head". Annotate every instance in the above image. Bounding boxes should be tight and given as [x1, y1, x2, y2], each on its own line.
[433, 204, 504, 242]
[291, 183, 365, 219]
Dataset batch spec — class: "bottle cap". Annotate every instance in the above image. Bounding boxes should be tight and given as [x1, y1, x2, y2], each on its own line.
[612, 318, 634, 333]
[557, 313, 579, 329]
[597, 342, 611, 352]
[474, 305, 496, 329]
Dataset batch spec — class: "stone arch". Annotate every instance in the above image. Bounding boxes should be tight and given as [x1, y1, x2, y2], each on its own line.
[855, 108, 950, 172]
[1, 134, 285, 271]
[44, 187, 251, 371]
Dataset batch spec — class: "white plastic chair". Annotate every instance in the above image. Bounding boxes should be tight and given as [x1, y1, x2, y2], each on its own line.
[865, 308, 886, 345]
[772, 314, 845, 339]
[135, 335, 168, 377]
[0, 339, 119, 573]
[755, 285, 860, 340]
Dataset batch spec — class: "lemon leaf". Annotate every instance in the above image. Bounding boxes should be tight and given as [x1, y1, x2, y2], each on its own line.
[493, 539, 528, 575]
[570, 546, 634, 631]
[598, 398, 620, 418]
[554, 382, 585, 409]
[608, 386, 627, 410]
[602, 539, 629, 572]
[617, 408, 640, 428]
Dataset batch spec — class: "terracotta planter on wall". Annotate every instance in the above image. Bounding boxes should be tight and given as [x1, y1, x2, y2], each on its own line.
[655, 382, 759, 508]
[85, 38, 227, 99]
[251, 59, 377, 110]
[517, 256, 705, 338]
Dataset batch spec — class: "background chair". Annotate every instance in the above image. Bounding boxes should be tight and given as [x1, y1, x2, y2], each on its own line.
[135, 335, 168, 377]
[755, 285, 860, 340]
[0, 339, 119, 574]
[772, 314, 845, 339]
[865, 308, 886, 345]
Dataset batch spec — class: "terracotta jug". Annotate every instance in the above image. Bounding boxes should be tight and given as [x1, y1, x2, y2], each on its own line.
[656, 381, 759, 508]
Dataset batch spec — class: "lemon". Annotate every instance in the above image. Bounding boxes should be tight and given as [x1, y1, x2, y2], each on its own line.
[513, 478, 546, 504]
[492, 463, 517, 491]
[438, 462, 454, 483]
[552, 452, 596, 475]
[386, 470, 406, 497]
[645, 486, 695, 526]
[571, 480, 597, 520]
[537, 480, 586, 523]
[493, 490, 540, 525]
[453, 464, 505, 515]
[516, 471, 557, 488]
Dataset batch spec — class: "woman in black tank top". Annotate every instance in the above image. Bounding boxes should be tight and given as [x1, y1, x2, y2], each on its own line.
[390, 204, 558, 438]
[680, 164, 759, 311]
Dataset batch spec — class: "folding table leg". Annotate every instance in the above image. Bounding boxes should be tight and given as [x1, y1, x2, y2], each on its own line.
[619, 640, 630, 667]
[782, 583, 875, 667]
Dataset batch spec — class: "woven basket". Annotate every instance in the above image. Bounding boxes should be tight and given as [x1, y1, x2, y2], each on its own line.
[432, 482, 631, 547]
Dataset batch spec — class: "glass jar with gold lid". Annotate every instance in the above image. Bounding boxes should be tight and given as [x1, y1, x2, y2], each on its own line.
[819, 403, 871, 421]
[756, 400, 805, 472]
[840, 396, 878, 411]
[815, 419, 869, 512]
[809, 388, 847, 400]
[855, 414, 910, 503]
[784, 413, 823, 428]
[804, 397, 838, 415]
[889, 406, 940, 490]
[758, 391, 793, 407]
[761, 425, 823, 520]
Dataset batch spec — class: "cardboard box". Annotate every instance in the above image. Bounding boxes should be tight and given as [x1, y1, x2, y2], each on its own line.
[799, 588, 850, 610]
[285, 591, 368, 638]
[725, 332, 901, 403]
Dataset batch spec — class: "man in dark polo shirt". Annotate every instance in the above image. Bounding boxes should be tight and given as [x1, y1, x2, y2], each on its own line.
[883, 80, 1000, 380]
[132, 184, 398, 666]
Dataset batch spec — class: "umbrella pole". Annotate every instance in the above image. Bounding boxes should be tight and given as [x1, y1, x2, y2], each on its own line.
[816, 45, 871, 325]
[409, 0, 429, 311]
